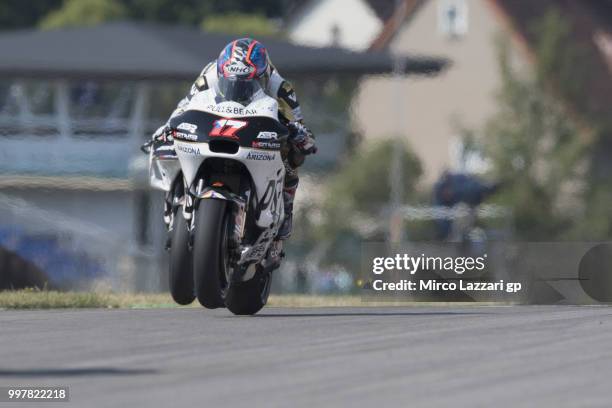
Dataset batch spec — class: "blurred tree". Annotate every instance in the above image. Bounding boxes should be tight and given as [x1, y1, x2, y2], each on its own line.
[123, 0, 213, 26]
[3, 0, 292, 31]
[39, 0, 127, 30]
[288, 140, 422, 270]
[0, 0, 62, 30]
[128, 0, 294, 24]
[201, 13, 280, 37]
[470, 10, 591, 240]
[318, 140, 422, 239]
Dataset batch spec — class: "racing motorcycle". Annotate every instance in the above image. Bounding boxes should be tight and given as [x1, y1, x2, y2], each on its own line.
[155, 87, 289, 314]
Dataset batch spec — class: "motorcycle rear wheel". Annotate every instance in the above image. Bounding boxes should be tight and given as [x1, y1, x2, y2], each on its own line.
[225, 264, 272, 315]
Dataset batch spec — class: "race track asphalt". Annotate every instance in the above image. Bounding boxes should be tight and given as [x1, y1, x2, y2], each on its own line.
[1, 305, 611, 407]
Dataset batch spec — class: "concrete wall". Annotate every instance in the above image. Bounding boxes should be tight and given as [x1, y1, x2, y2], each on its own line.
[0, 187, 167, 290]
[4, 189, 135, 238]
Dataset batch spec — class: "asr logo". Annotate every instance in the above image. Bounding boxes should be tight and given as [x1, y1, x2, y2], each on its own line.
[256, 131, 278, 140]
[177, 122, 198, 133]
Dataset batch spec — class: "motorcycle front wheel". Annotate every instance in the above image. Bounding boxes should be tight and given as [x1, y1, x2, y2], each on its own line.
[193, 199, 228, 309]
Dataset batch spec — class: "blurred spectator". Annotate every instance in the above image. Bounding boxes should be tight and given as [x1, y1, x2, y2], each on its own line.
[433, 171, 499, 240]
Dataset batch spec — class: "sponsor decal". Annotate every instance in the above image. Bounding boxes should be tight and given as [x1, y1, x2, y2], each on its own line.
[280, 82, 299, 107]
[206, 105, 257, 115]
[210, 118, 248, 139]
[176, 144, 201, 155]
[256, 131, 278, 140]
[154, 145, 177, 159]
[225, 62, 254, 75]
[202, 190, 227, 199]
[174, 131, 197, 141]
[194, 75, 207, 91]
[252, 141, 281, 149]
[246, 151, 275, 161]
[177, 122, 198, 133]
[249, 243, 267, 259]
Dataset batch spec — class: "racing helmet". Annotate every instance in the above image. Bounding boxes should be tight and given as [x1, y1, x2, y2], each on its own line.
[216, 38, 270, 105]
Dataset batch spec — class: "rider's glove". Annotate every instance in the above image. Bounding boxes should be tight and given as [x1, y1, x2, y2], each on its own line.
[152, 124, 174, 143]
[142, 124, 174, 153]
[289, 122, 317, 155]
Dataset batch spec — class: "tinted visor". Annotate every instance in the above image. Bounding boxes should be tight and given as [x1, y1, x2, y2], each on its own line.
[217, 76, 263, 105]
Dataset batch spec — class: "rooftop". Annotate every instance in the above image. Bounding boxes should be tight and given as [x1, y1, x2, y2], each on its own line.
[0, 21, 449, 80]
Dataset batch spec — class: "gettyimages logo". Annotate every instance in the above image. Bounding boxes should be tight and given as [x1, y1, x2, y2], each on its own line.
[362, 242, 612, 303]
[367, 252, 522, 295]
[361, 243, 525, 301]
[372, 253, 488, 275]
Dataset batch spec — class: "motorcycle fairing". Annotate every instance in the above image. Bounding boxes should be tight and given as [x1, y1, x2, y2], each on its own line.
[171, 90, 287, 233]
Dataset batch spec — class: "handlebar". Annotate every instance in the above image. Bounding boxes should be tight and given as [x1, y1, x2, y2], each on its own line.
[140, 127, 175, 154]
[140, 140, 153, 154]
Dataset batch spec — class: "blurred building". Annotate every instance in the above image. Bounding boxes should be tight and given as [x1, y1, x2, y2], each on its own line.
[356, 0, 529, 183]
[0, 22, 446, 290]
[285, 0, 396, 50]
[290, 0, 612, 184]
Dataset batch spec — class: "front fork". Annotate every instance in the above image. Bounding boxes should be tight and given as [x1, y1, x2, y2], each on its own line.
[164, 177, 187, 228]
[184, 178, 283, 279]
[186, 178, 249, 250]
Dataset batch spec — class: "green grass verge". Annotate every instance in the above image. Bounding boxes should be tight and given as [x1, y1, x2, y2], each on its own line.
[0, 289, 507, 310]
[0, 289, 174, 309]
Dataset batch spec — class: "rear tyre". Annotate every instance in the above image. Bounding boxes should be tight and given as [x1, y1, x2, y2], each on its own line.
[225, 265, 272, 315]
[169, 210, 195, 305]
[193, 199, 228, 309]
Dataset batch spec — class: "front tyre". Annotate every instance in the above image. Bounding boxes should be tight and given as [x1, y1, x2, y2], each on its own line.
[225, 265, 272, 315]
[168, 210, 195, 305]
[193, 199, 228, 309]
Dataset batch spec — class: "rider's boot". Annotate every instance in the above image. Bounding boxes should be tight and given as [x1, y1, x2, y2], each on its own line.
[277, 177, 298, 240]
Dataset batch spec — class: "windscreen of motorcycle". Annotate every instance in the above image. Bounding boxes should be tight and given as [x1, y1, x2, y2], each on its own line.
[217, 76, 265, 106]
[187, 88, 278, 121]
